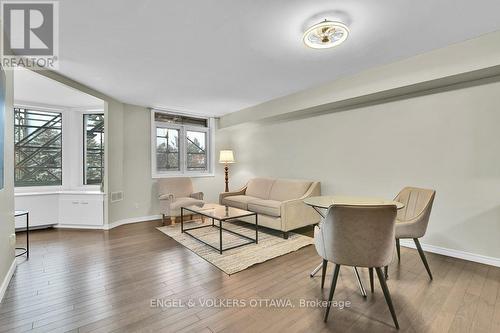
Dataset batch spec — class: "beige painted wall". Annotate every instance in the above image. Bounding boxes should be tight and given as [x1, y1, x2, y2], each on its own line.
[35, 70, 128, 225]
[110, 78, 500, 260]
[21, 31, 500, 263]
[109, 104, 227, 222]
[0, 69, 15, 288]
[110, 104, 156, 221]
[218, 78, 500, 259]
[106, 100, 125, 223]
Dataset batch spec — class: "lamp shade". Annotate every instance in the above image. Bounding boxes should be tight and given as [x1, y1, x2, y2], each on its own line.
[219, 150, 235, 164]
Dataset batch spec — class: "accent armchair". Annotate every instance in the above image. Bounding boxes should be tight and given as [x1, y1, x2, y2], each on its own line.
[158, 177, 204, 225]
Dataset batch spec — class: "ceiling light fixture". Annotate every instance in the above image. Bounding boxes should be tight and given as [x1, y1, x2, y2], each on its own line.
[303, 20, 349, 49]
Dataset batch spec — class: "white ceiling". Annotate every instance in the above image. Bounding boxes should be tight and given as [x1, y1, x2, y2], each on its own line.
[14, 68, 104, 108]
[56, 0, 500, 116]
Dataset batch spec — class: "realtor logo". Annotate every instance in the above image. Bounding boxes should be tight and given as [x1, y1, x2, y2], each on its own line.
[1, 1, 59, 69]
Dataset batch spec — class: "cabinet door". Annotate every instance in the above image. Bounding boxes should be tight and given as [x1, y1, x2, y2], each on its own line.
[59, 198, 83, 225]
[78, 198, 103, 226]
[59, 195, 104, 226]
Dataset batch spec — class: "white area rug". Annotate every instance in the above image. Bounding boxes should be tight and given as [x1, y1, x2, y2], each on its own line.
[157, 220, 313, 275]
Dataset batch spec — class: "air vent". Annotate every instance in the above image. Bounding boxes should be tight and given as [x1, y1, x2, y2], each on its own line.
[110, 191, 124, 202]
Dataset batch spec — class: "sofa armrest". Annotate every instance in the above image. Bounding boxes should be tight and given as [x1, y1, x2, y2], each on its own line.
[159, 193, 174, 201]
[158, 194, 174, 215]
[301, 181, 321, 199]
[219, 186, 247, 204]
[190, 192, 204, 200]
[280, 182, 321, 231]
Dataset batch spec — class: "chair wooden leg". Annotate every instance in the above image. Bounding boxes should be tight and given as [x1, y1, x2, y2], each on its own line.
[321, 259, 328, 289]
[162, 214, 165, 225]
[324, 264, 341, 323]
[369, 268, 374, 293]
[375, 267, 400, 329]
[396, 238, 401, 261]
[413, 238, 433, 280]
[384, 266, 388, 280]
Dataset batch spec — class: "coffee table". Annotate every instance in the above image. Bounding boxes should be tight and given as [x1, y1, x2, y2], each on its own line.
[181, 203, 258, 254]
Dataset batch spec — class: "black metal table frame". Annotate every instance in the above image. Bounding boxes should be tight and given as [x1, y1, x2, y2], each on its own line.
[15, 211, 29, 259]
[181, 206, 258, 254]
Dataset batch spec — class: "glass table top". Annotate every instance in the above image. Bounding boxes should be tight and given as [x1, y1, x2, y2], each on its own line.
[182, 203, 256, 220]
[303, 196, 404, 210]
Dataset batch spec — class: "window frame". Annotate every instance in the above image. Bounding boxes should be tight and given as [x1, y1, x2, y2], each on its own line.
[151, 110, 214, 178]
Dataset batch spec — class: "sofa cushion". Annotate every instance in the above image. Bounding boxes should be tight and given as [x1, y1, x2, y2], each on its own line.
[245, 178, 275, 199]
[248, 199, 281, 217]
[222, 195, 259, 210]
[269, 179, 312, 201]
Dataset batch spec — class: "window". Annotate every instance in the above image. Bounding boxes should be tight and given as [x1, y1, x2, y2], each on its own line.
[156, 128, 180, 172]
[83, 114, 104, 185]
[152, 111, 213, 177]
[186, 130, 207, 171]
[14, 108, 63, 187]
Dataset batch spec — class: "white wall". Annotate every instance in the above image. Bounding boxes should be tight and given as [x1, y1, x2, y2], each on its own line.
[218, 78, 500, 260]
[0, 69, 15, 300]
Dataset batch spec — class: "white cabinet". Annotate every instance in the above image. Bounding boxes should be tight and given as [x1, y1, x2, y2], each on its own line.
[15, 193, 59, 229]
[15, 191, 104, 229]
[59, 194, 103, 226]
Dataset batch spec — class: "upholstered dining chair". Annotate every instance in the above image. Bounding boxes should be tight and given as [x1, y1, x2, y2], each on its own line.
[158, 177, 204, 225]
[393, 187, 436, 280]
[314, 204, 399, 328]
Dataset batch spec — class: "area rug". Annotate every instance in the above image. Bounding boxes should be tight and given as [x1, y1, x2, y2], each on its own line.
[157, 220, 313, 275]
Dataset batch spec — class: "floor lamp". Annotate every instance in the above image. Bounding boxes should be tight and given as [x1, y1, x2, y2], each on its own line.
[219, 150, 235, 192]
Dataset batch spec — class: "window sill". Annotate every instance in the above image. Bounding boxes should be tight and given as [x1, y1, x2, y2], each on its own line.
[15, 190, 105, 197]
[152, 173, 215, 179]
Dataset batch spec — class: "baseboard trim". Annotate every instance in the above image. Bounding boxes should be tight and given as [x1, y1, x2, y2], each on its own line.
[55, 224, 105, 230]
[54, 215, 162, 231]
[106, 215, 162, 230]
[399, 239, 500, 268]
[0, 259, 17, 303]
[16, 224, 55, 231]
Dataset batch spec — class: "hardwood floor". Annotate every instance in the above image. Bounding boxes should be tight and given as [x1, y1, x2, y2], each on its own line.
[1, 221, 499, 333]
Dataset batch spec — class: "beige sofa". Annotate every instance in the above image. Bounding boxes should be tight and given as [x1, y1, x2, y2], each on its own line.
[219, 178, 321, 238]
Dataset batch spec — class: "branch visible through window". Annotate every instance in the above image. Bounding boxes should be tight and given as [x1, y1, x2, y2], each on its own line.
[14, 108, 62, 187]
